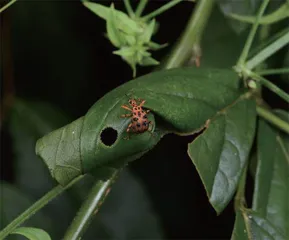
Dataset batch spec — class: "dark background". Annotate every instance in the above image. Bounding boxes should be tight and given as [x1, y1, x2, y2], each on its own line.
[1, 1, 288, 239]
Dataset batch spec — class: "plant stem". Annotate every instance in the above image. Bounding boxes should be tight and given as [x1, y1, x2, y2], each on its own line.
[249, 71, 289, 103]
[246, 28, 289, 70]
[236, 0, 270, 67]
[62, 2, 215, 239]
[142, 0, 183, 21]
[63, 172, 119, 240]
[0, 175, 85, 240]
[123, 0, 134, 17]
[228, 3, 289, 25]
[0, 0, 17, 13]
[164, 0, 214, 69]
[257, 106, 289, 135]
[234, 164, 248, 211]
[135, 0, 148, 17]
[256, 68, 289, 76]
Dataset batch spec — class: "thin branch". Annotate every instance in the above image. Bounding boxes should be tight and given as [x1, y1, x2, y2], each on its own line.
[164, 0, 214, 69]
[63, 172, 119, 240]
[249, 72, 289, 103]
[142, 0, 183, 21]
[0, 0, 17, 13]
[246, 28, 289, 70]
[257, 106, 289, 135]
[236, 0, 270, 67]
[0, 175, 85, 240]
[256, 68, 289, 76]
[135, 0, 148, 17]
[123, 0, 134, 18]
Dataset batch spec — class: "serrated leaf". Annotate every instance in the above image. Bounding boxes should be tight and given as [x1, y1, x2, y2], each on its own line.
[83, 1, 141, 35]
[188, 98, 256, 214]
[106, 4, 125, 48]
[11, 227, 51, 240]
[123, 34, 136, 46]
[252, 110, 289, 238]
[141, 19, 156, 44]
[147, 41, 168, 51]
[113, 47, 135, 57]
[36, 68, 244, 185]
[139, 56, 159, 66]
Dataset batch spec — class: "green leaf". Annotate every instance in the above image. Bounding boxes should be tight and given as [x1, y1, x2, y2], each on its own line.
[253, 110, 289, 238]
[141, 19, 156, 44]
[36, 68, 244, 186]
[188, 97, 256, 214]
[106, 4, 125, 48]
[147, 41, 168, 51]
[231, 210, 249, 240]
[232, 209, 286, 240]
[83, 1, 142, 35]
[139, 56, 159, 66]
[11, 227, 51, 240]
[113, 47, 135, 58]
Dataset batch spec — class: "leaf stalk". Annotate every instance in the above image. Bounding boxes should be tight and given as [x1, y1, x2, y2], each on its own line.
[0, 175, 85, 240]
[236, 0, 270, 67]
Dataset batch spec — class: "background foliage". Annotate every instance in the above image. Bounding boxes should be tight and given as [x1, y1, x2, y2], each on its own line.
[1, 0, 288, 239]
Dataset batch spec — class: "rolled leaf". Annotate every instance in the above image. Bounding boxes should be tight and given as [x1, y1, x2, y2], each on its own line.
[36, 67, 243, 185]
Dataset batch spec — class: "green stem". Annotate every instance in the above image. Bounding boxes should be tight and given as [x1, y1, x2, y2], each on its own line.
[257, 106, 289, 135]
[142, 0, 183, 21]
[249, 71, 289, 103]
[234, 164, 248, 211]
[228, 3, 289, 25]
[164, 0, 214, 69]
[63, 172, 119, 240]
[246, 28, 289, 70]
[0, 175, 85, 239]
[123, 0, 134, 17]
[236, 0, 270, 67]
[62, 2, 215, 239]
[135, 0, 148, 17]
[256, 68, 289, 76]
[0, 0, 17, 13]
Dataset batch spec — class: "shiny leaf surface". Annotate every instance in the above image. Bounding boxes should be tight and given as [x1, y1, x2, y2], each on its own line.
[253, 110, 289, 238]
[188, 97, 256, 213]
[36, 67, 244, 186]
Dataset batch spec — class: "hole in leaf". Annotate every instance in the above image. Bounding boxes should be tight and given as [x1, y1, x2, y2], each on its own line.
[100, 127, 118, 146]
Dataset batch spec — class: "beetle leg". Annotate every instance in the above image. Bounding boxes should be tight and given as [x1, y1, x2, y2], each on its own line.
[121, 105, 132, 111]
[126, 123, 133, 132]
[121, 113, 132, 118]
[148, 121, 153, 131]
[124, 123, 133, 140]
[139, 100, 146, 107]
